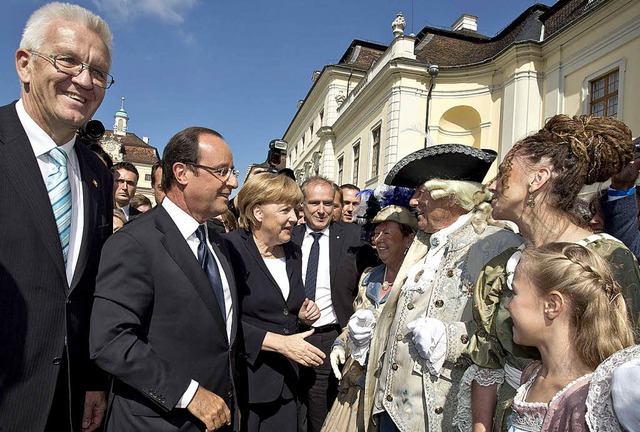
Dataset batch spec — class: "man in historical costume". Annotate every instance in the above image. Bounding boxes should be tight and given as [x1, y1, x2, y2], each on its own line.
[358, 144, 523, 431]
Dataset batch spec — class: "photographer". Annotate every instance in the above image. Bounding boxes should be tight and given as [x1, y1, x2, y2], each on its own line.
[600, 137, 640, 258]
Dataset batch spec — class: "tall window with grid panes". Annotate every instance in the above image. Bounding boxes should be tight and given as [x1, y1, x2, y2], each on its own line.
[371, 125, 381, 178]
[590, 69, 619, 117]
[352, 142, 360, 185]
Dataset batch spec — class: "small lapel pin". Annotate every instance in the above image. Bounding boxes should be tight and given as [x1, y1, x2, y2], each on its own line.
[336, 235, 340, 239]
[92, 179, 98, 188]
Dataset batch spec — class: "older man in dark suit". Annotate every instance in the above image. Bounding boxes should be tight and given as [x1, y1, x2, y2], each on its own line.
[90, 127, 241, 432]
[0, 3, 114, 431]
[291, 176, 374, 432]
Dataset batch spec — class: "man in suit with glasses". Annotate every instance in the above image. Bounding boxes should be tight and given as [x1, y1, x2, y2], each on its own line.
[91, 127, 242, 432]
[0, 3, 115, 431]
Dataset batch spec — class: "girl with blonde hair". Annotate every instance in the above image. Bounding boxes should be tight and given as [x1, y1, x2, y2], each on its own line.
[506, 242, 634, 431]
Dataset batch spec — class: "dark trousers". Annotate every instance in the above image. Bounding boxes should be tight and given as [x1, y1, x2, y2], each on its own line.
[245, 397, 297, 432]
[299, 325, 340, 432]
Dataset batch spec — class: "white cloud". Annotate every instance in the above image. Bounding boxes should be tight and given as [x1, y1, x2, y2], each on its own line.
[92, 0, 199, 24]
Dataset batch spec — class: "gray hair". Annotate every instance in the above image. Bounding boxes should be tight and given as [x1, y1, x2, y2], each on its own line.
[20, 2, 113, 67]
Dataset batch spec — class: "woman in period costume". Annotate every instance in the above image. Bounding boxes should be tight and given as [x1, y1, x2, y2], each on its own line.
[457, 115, 640, 432]
[321, 185, 416, 432]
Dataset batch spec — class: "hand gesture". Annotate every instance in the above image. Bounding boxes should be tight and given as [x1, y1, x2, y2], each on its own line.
[611, 159, 640, 190]
[186, 386, 231, 431]
[330, 344, 346, 380]
[298, 298, 321, 325]
[280, 329, 325, 367]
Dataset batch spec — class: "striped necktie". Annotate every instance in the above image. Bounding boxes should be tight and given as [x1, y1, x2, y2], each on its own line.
[304, 232, 323, 300]
[46, 147, 72, 265]
[195, 225, 226, 320]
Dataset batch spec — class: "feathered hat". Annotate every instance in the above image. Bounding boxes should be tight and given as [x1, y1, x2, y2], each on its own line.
[354, 184, 417, 241]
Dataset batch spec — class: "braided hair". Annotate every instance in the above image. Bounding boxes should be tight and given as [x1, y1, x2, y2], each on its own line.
[500, 115, 633, 219]
[520, 242, 634, 369]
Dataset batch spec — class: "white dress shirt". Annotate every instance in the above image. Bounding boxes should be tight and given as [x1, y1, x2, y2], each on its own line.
[162, 197, 234, 408]
[118, 203, 132, 220]
[301, 225, 337, 327]
[16, 99, 84, 287]
[263, 256, 290, 300]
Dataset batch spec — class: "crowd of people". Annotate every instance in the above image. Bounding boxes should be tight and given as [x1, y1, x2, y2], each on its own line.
[1, 3, 639, 432]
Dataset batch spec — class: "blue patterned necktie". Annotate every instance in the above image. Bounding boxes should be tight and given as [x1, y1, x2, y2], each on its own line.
[195, 225, 226, 320]
[304, 232, 323, 300]
[46, 147, 72, 265]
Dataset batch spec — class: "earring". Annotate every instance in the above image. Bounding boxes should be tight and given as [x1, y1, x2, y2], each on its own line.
[526, 193, 536, 208]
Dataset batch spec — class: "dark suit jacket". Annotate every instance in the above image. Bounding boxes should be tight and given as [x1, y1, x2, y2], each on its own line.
[601, 193, 640, 258]
[90, 205, 240, 432]
[128, 205, 141, 219]
[0, 101, 113, 431]
[223, 229, 304, 404]
[291, 221, 374, 328]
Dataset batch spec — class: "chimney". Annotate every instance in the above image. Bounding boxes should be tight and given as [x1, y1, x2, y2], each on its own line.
[451, 14, 477, 32]
[142, 136, 149, 144]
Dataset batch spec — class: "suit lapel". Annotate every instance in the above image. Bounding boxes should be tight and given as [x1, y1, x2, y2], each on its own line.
[285, 243, 296, 283]
[208, 229, 238, 345]
[0, 103, 66, 282]
[329, 222, 345, 289]
[291, 224, 304, 247]
[69, 144, 99, 292]
[240, 230, 287, 303]
[156, 207, 227, 338]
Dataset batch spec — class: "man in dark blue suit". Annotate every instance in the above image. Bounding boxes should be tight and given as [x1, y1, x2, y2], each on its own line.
[91, 127, 241, 431]
[0, 4, 114, 431]
[291, 176, 375, 432]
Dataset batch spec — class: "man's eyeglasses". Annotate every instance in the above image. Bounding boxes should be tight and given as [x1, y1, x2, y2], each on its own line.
[189, 163, 239, 181]
[29, 51, 115, 89]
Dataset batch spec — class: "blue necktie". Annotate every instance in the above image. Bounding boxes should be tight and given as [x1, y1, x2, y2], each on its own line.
[195, 225, 226, 320]
[305, 232, 323, 300]
[46, 147, 72, 265]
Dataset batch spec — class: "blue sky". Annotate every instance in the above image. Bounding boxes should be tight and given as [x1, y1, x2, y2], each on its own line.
[1, 0, 549, 182]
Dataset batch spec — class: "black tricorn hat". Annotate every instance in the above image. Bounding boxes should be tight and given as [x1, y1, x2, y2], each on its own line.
[384, 144, 498, 187]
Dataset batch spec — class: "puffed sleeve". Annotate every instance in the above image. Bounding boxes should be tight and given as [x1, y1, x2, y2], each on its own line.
[463, 248, 515, 370]
[589, 237, 640, 335]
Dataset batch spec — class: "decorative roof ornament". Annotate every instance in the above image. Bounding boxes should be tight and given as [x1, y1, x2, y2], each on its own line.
[115, 96, 128, 119]
[392, 12, 406, 38]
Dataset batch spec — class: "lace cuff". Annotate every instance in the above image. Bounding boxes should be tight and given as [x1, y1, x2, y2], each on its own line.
[474, 365, 505, 387]
[452, 365, 503, 432]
